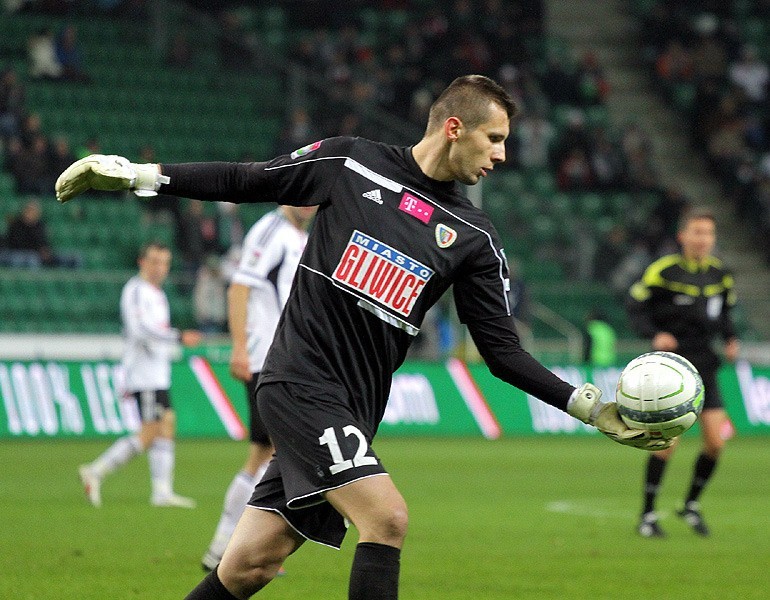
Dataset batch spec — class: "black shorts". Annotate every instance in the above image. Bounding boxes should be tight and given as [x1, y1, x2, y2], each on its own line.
[131, 389, 171, 422]
[681, 352, 723, 411]
[696, 364, 723, 410]
[246, 373, 271, 446]
[247, 380, 388, 549]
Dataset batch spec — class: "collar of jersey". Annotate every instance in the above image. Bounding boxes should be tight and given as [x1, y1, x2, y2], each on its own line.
[680, 254, 711, 273]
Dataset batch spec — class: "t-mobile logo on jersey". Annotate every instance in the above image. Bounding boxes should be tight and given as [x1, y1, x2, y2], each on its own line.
[399, 193, 434, 224]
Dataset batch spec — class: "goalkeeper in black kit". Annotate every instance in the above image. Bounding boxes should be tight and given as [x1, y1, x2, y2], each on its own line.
[56, 75, 669, 600]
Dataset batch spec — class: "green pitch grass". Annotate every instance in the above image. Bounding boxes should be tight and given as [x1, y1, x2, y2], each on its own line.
[1, 436, 767, 599]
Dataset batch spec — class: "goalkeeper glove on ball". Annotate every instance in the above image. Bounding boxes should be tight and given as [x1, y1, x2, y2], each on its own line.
[567, 383, 672, 451]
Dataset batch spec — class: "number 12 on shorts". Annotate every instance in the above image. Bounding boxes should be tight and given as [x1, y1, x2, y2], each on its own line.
[319, 425, 378, 475]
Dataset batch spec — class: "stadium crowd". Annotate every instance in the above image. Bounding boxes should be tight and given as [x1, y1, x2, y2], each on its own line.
[1, 0, 740, 332]
[638, 0, 770, 264]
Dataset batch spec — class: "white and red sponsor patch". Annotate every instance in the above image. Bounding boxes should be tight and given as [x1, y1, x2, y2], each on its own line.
[333, 231, 433, 317]
[398, 192, 434, 224]
[290, 140, 323, 160]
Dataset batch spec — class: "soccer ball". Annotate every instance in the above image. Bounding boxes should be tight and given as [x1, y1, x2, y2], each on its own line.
[615, 352, 704, 440]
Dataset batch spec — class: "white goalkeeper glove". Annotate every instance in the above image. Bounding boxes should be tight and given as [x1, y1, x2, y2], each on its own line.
[55, 154, 170, 203]
[567, 383, 672, 451]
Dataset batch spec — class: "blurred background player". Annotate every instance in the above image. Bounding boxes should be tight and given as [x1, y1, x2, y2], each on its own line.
[78, 242, 202, 508]
[627, 207, 740, 537]
[202, 205, 316, 571]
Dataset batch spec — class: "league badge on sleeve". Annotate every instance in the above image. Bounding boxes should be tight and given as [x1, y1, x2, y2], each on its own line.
[435, 223, 457, 248]
[290, 140, 323, 160]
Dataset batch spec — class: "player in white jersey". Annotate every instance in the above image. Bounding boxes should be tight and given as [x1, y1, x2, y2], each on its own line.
[78, 242, 202, 508]
[202, 206, 316, 571]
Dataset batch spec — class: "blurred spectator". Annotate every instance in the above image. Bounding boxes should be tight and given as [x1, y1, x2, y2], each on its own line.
[576, 50, 609, 106]
[728, 45, 769, 107]
[652, 186, 691, 242]
[7, 133, 54, 194]
[609, 238, 652, 297]
[193, 254, 227, 334]
[0, 198, 81, 268]
[0, 67, 25, 140]
[557, 148, 593, 191]
[582, 307, 618, 367]
[594, 224, 630, 287]
[553, 109, 592, 167]
[274, 107, 320, 156]
[690, 77, 724, 147]
[655, 40, 694, 83]
[219, 10, 249, 70]
[216, 201, 243, 249]
[76, 136, 101, 159]
[48, 134, 76, 177]
[27, 27, 63, 80]
[18, 112, 44, 148]
[513, 108, 556, 170]
[624, 147, 660, 193]
[707, 113, 749, 182]
[55, 24, 90, 82]
[691, 28, 728, 81]
[620, 120, 654, 159]
[589, 131, 625, 190]
[176, 199, 221, 287]
[540, 53, 578, 105]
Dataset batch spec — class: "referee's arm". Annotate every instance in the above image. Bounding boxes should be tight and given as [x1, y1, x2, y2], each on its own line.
[626, 278, 658, 340]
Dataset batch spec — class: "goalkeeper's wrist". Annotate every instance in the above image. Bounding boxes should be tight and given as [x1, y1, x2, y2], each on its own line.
[566, 383, 603, 424]
[131, 163, 170, 197]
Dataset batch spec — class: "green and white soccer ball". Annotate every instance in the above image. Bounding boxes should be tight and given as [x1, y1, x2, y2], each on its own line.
[616, 351, 704, 440]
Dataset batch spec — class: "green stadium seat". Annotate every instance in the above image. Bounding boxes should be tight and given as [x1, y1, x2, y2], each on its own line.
[527, 170, 557, 198]
[522, 258, 564, 282]
[577, 193, 604, 220]
[548, 193, 573, 220]
[671, 83, 696, 112]
[529, 214, 559, 245]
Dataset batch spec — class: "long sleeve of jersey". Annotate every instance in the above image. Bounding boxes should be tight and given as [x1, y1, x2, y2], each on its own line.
[467, 315, 575, 412]
[159, 138, 354, 206]
[160, 162, 275, 203]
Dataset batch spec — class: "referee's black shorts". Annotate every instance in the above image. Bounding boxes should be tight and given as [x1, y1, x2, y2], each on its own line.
[682, 351, 724, 411]
[247, 380, 387, 549]
[245, 373, 271, 446]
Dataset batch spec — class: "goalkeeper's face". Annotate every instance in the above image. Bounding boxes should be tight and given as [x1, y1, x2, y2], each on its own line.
[139, 247, 172, 287]
[447, 102, 509, 185]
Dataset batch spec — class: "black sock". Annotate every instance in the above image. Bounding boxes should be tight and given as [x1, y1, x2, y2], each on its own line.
[685, 453, 717, 505]
[348, 542, 401, 600]
[642, 455, 668, 514]
[185, 567, 240, 600]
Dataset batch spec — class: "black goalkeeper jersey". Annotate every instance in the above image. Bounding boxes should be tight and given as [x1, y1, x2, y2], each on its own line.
[162, 136, 574, 436]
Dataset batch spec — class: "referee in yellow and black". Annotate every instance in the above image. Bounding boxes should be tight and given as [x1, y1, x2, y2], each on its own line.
[626, 206, 740, 538]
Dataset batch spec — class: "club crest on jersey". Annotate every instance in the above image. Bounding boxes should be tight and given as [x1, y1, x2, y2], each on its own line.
[398, 192, 433, 224]
[435, 224, 457, 248]
[290, 140, 323, 160]
[333, 230, 434, 317]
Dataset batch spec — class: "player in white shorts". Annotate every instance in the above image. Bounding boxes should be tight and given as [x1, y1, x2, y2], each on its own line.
[78, 242, 201, 508]
[202, 205, 316, 571]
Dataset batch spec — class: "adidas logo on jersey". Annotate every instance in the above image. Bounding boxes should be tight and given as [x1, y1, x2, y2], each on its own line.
[362, 189, 383, 204]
